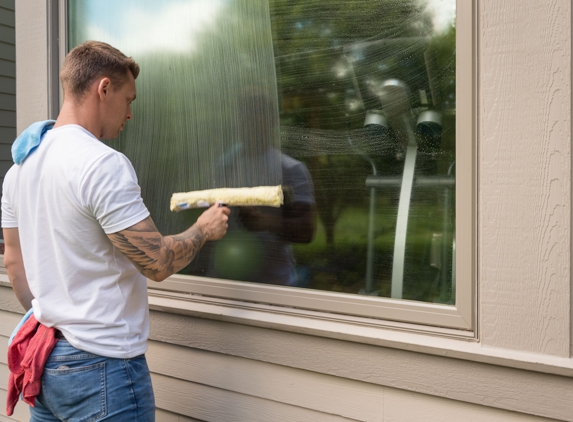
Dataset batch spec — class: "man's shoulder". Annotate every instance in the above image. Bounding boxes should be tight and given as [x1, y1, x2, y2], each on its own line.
[49, 124, 104, 147]
[48, 125, 122, 161]
[3, 162, 18, 185]
[280, 152, 309, 175]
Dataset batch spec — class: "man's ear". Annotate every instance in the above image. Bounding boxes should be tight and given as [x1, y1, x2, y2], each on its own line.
[97, 77, 112, 100]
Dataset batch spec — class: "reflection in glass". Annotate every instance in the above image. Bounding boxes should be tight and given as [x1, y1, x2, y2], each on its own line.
[69, 0, 456, 305]
[202, 88, 316, 285]
[272, 0, 456, 303]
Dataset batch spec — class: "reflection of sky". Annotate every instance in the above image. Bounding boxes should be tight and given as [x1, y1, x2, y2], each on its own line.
[425, 0, 456, 33]
[78, 0, 454, 57]
[83, 0, 228, 55]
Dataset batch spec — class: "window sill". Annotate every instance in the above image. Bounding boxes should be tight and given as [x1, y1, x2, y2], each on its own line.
[3, 261, 571, 379]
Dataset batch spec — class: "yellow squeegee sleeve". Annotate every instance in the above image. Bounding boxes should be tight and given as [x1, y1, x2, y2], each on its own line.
[170, 185, 283, 211]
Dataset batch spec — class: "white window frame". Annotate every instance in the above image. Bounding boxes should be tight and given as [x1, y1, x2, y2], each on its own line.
[57, 0, 476, 334]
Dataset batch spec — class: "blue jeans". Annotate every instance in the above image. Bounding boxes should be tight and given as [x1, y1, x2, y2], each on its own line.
[29, 340, 155, 422]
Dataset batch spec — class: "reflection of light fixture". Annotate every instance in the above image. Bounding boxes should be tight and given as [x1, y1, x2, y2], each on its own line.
[375, 79, 416, 153]
[416, 110, 442, 153]
[379, 79, 412, 118]
[363, 110, 388, 134]
[416, 110, 442, 137]
[364, 110, 388, 136]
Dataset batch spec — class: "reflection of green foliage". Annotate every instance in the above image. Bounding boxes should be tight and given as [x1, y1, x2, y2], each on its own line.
[428, 25, 456, 110]
[270, 1, 456, 304]
[427, 25, 456, 169]
[271, 1, 455, 235]
[294, 195, 454, 302]
[271, 0, 432, 54]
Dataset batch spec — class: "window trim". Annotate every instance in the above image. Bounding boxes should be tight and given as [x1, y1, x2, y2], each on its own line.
[60, 0, 476, 332]
[57, 0, 68, 112]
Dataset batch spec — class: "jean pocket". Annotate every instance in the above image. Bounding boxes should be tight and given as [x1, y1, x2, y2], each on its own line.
[42, 362, 107, 422]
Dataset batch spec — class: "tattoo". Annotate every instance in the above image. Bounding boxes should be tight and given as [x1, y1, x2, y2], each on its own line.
[107, 217, 206, 281]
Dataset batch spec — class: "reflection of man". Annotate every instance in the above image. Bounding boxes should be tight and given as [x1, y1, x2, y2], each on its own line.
[208, 88, 316, 285]
[2, 41, 229, 420]
[237, 149, 316, 285]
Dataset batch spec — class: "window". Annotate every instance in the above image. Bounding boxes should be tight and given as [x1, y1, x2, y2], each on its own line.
[67, 0, 474, 330]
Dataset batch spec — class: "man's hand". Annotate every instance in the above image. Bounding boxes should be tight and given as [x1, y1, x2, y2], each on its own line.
[196, 202, 231, 241]
[107, 204, 230, 282]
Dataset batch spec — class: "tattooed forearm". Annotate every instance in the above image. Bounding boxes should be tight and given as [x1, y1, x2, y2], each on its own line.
[107, 216, 207, 281]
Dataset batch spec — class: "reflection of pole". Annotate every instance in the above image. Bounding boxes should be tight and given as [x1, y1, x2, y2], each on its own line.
[391, 144, 417, 298]
[440, 183, 451, 300]
[440, 162, 455, 301]
[364, 157, 377, 294]
[391, 115, 418, 299]
[349, 127, 379, 295]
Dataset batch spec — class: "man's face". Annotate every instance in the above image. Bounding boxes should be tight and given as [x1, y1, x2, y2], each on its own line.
[102, 72, 136, 139]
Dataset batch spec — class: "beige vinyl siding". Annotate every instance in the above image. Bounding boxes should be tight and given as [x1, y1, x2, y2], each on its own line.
[147, 340, 384, 421]
[0, 310, 29, 422]
[155, 408, 201, 422]
[147, 308, 572, 422]
[0, 391, 29, 422]
[1, 294, 566, 422]
[146, 339, 559, 422]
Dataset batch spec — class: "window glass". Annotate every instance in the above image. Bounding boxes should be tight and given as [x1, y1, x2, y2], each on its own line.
[69, 0, 456, 305]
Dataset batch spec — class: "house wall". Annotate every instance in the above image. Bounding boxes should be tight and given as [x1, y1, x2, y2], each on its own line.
[479, 0, 571, 358]
[0, 288, 566, 422]
[1, 0, 573, 421]
[0, 0, 14, 223]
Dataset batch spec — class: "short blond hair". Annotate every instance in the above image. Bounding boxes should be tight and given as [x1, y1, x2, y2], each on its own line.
[60, 41, 140, 99]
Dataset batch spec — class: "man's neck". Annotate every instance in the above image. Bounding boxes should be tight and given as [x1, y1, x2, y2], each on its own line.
[54, 99, 102, 140]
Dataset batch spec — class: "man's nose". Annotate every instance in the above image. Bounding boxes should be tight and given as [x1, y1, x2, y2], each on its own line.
[126, 105, 133, 120]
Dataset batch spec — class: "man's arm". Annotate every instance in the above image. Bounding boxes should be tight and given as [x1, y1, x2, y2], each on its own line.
[3, 228, 34, 310]
[107, 203, 230, 282]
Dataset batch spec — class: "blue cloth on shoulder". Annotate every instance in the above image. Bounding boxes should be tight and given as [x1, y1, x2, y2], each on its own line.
[12, 120, 56, 164]
[8, 308, 34, 346]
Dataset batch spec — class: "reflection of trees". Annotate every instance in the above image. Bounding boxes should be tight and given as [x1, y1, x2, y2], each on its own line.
[270, 0, 455, 248]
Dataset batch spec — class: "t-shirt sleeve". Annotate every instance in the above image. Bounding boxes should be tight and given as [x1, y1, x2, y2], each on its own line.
[80, 151, 150, 234]
[2, 169, 18, 228]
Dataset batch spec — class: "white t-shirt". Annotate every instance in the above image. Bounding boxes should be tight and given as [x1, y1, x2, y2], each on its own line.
[2, 124, 150, 359]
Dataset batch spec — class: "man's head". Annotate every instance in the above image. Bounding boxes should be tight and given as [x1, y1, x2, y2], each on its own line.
[59, 41, 139, 139]
[60, 40, 140, 101]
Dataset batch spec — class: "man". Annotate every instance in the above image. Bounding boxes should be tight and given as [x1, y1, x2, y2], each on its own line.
[2, 41, 230, 421]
